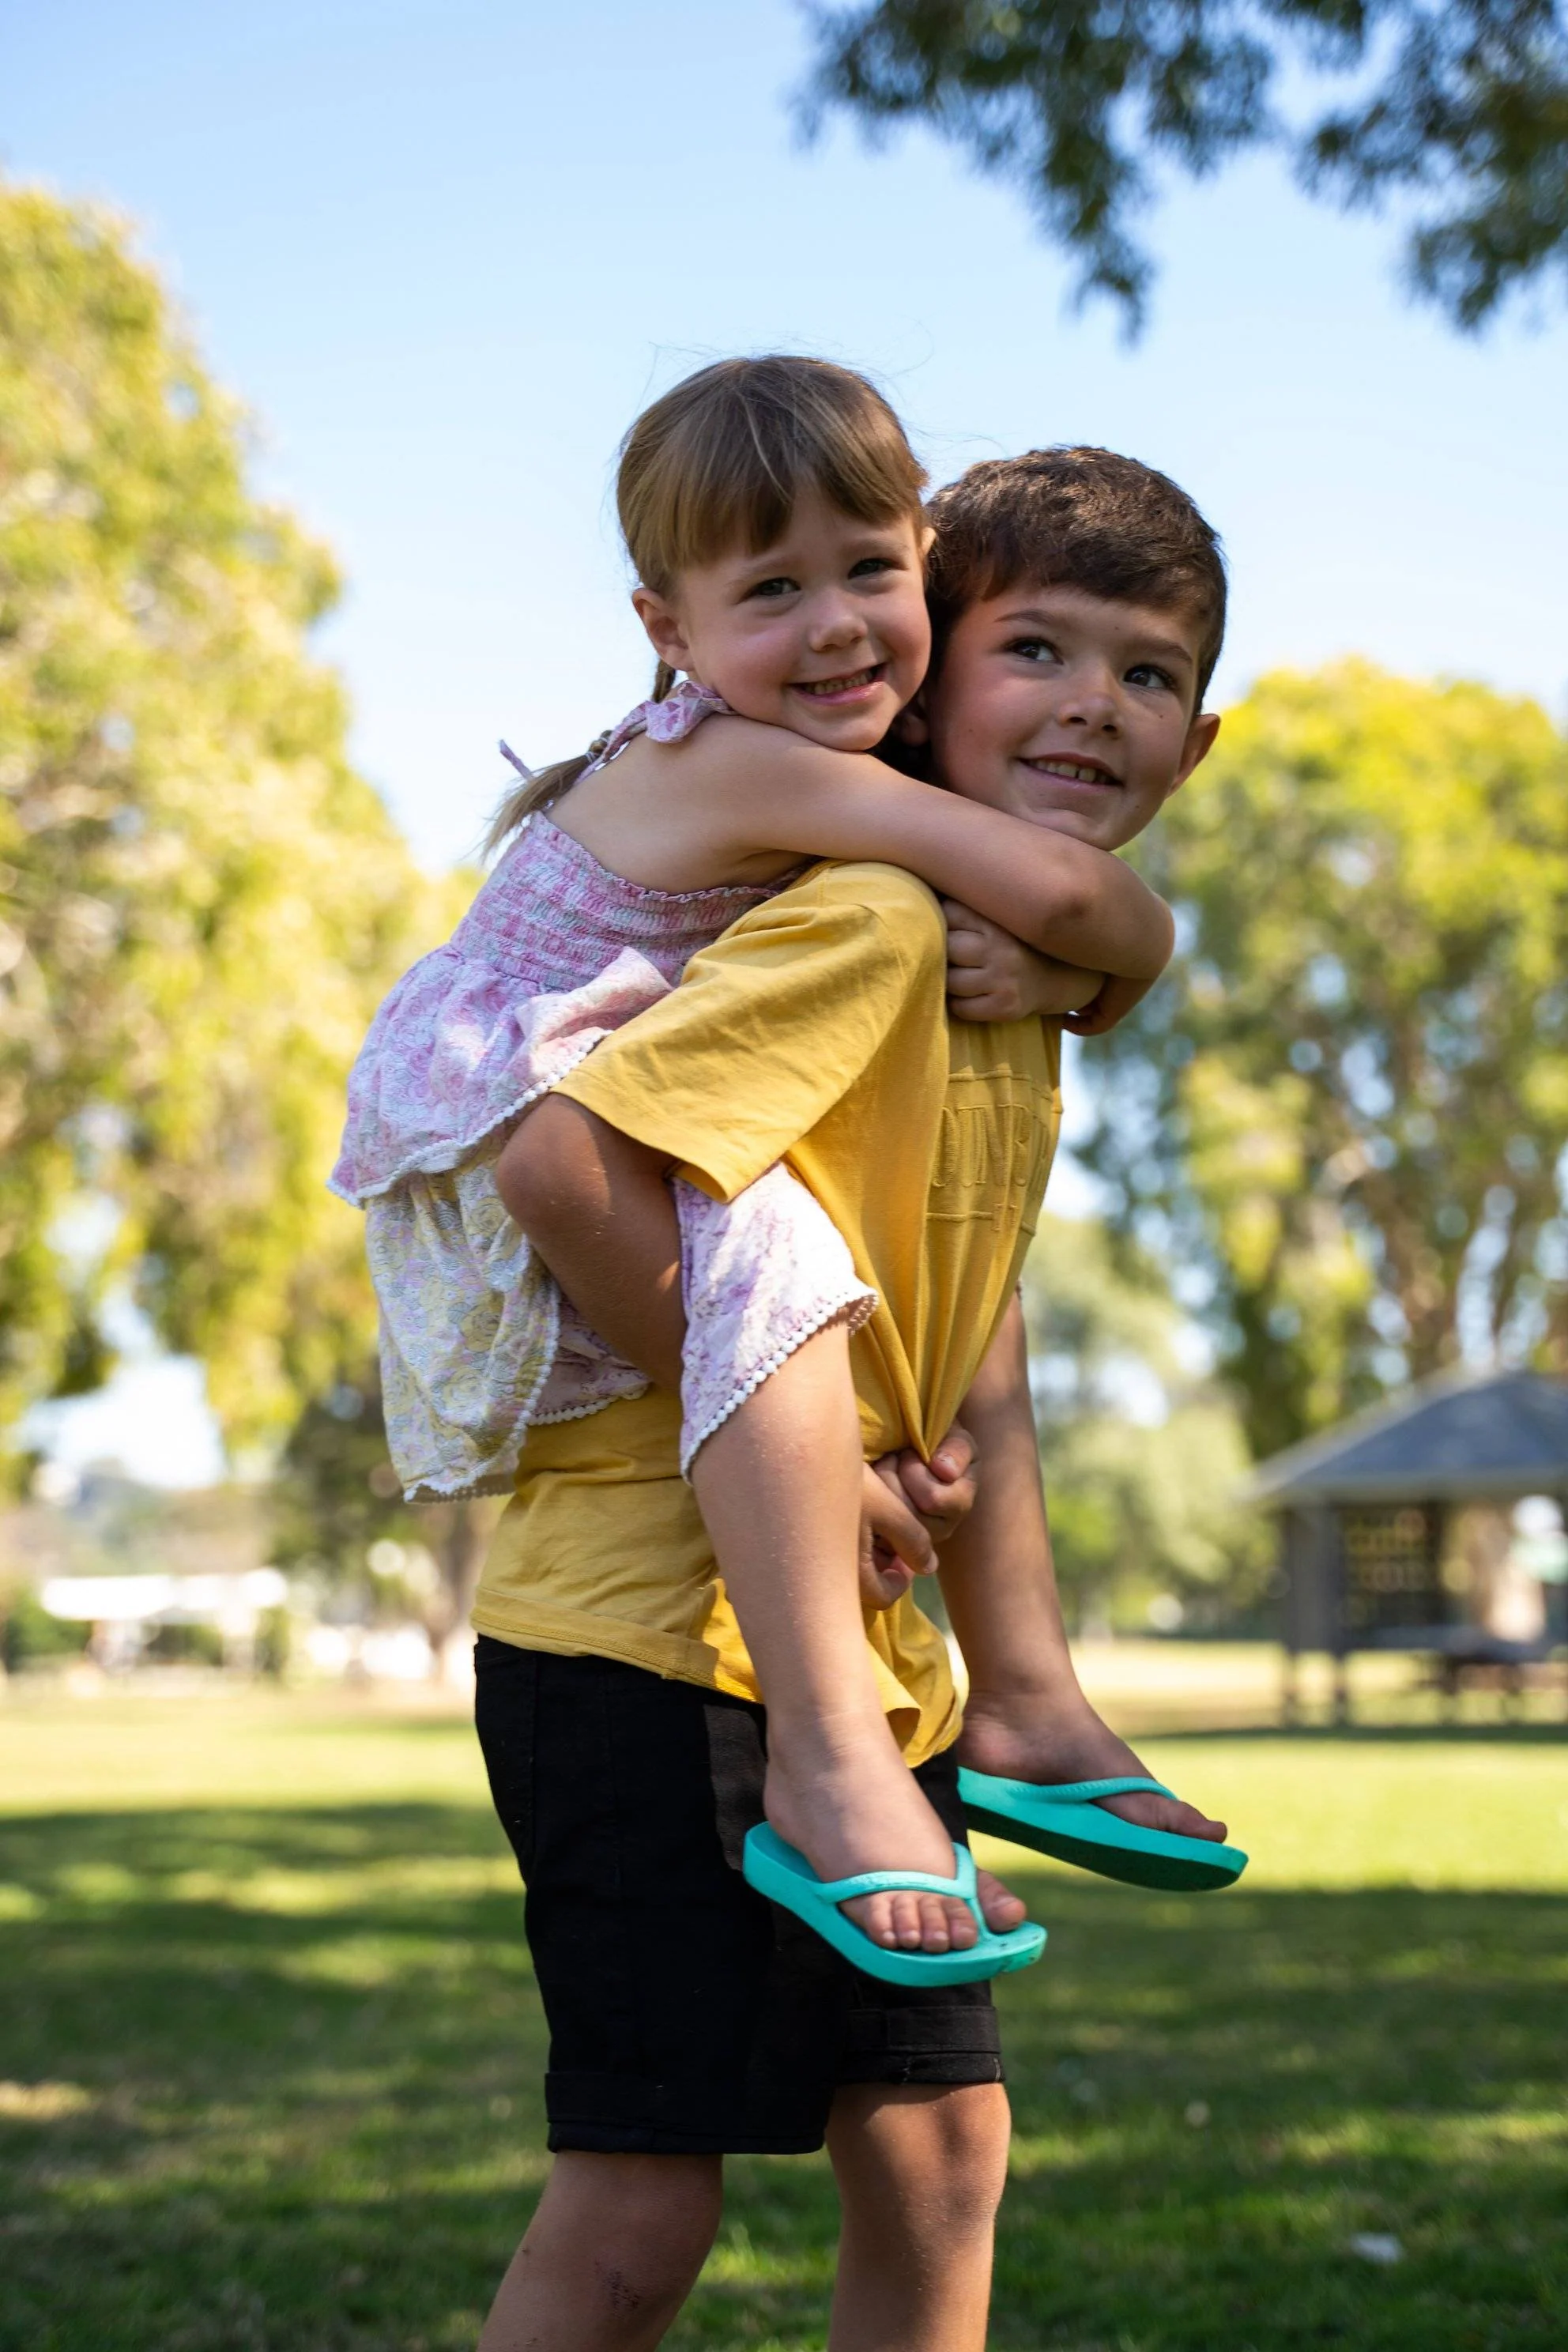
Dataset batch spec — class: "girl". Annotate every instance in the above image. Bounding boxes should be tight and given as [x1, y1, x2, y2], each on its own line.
[334, 354, 1171, 1969]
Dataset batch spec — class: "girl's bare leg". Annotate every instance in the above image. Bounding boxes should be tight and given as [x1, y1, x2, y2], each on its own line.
[691, 1321, 1025, 1954]
[825, 2082, 1010, 2351]
[477, 2152, 722, 2352]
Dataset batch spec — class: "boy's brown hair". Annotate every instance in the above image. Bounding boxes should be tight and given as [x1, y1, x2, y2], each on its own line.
[926, 447, 1227, 705]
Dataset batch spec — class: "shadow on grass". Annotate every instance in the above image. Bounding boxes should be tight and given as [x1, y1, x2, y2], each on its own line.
[2, 1805, 1564, 2351]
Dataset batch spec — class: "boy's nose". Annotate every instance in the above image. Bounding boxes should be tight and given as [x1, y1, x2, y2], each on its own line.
[1054, 673, 1121, 731]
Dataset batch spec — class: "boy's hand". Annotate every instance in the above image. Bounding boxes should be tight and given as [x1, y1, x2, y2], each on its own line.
[858, 1423, 980, 1611]
[944, 899, 1103, 1023]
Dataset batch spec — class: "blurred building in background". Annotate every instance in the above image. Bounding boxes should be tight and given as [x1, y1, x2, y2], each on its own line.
[1255, 1370, 1568, 1722]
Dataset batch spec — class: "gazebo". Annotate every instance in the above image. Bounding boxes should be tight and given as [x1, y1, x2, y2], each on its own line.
[1247, 1369, 1568, 1722]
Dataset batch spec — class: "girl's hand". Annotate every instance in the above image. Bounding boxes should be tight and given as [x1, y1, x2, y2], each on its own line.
[1062, 970, 1155, 1035]
[859, 1462, 934, 1611]
[886, 1421, 978, 1544]
[944, 899, 1104, 1023]
[858, 1423, 981, 1610]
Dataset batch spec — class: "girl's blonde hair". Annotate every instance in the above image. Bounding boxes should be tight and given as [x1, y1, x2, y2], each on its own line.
[485, 354, 927, 852]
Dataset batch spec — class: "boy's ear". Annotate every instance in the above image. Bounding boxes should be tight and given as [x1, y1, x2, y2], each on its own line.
[631, 586, 693, 672]
[1168, 707, 1220, 800]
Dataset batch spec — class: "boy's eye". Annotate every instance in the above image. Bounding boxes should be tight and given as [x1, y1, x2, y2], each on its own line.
[1126, 662, 1178, 691]
[1004, 635, 1057, 662]
[746, 575, 798, 600]
[848, 555, 895, 579]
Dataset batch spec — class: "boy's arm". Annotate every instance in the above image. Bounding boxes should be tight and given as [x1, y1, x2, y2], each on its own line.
[935, 1292, 1228, 1843]
[933, 1292, 1087, 1717]
[683, 721, 1174, 981]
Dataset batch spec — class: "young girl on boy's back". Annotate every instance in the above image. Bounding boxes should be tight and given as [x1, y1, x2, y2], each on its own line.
[334, 355, 1172, 1964]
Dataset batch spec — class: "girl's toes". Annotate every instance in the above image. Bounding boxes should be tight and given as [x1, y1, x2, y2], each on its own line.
[1165, 1799, 1226, 1841]
[915, 1894, 954, 1951]
[943, 1895, 977, 1950]
[976, 1869, 1027, 1931]
[848, 1893, 897, 1948]
[891, 1890, 929, 1950]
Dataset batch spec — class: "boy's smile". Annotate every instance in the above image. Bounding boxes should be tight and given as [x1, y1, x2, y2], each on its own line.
[922, 582, 1219, 850]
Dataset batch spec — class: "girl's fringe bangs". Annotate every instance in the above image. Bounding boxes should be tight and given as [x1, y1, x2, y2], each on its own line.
[622, 363, 928, 593]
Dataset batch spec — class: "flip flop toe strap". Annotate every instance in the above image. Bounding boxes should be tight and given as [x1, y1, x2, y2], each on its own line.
[812, 1841, 982, 1924]
[1027, 1775, 1177, 1806]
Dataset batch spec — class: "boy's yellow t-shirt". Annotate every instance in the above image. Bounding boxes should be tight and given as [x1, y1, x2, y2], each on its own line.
[472, 860, 1061, 1764]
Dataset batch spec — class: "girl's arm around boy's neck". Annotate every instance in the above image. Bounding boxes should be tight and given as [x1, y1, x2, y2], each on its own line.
[598, 720, 1174, 982]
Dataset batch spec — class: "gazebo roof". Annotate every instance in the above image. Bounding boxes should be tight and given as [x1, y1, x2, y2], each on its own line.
[1248, 1368, 1568, 1509]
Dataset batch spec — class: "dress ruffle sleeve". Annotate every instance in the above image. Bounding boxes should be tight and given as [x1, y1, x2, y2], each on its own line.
[330, 943, 675, 1205]
[675, 1170, 876, 1475]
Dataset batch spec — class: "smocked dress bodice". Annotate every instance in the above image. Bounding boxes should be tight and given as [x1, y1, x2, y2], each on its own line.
[331, 813, 783, 1208]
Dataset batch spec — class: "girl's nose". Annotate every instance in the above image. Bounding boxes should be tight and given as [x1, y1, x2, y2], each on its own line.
[807, 594, 865, 650]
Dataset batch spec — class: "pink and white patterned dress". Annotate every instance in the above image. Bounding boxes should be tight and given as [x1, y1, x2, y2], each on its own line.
[330, 682, 875, 1501]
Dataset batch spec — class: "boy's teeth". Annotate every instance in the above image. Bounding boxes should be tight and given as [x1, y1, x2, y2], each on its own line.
[1039, 760, 1107, 783]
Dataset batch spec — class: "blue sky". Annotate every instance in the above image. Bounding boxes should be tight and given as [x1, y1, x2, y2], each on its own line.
[8, 0, 1566, 1478]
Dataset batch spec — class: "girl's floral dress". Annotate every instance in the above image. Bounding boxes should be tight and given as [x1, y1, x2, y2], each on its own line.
[331, 684, 873, 1499]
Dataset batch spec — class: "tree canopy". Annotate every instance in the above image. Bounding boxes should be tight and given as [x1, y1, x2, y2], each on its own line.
[802, 1, 1568, 329]
[1076, 662, 1568, 1462]
[0, 181, 454, 1478]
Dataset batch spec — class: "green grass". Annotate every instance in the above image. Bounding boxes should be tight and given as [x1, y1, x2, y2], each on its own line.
[2, 1685, 1566, 2349]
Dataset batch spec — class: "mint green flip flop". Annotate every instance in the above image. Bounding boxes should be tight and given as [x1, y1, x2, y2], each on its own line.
[742, 1823, 1047, 1987]
[957, 1770, 1248, 1893]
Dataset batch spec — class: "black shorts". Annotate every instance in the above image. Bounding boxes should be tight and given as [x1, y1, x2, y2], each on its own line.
[475, 1637, 1002, 2156]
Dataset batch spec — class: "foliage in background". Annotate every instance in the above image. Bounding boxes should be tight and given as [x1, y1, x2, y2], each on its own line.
[0, 179, 460, 1483]
[269, 1364, 409, 1585]
[1023, 1213, 1267, 1629]
[803, 0, 1568, 330]
[271, 1362, 496, 1649]
[1077, 662, 1568, 1461]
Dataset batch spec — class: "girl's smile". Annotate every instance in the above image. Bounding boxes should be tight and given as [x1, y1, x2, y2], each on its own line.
[633, 491, 932, 753]
[790, 662, 889, 705]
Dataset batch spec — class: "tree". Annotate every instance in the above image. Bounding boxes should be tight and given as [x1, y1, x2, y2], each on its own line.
[1022, 1212, 1266, 1629]
[801, 1, 1568, 330]
[270, 1363, 499, 1668]
[0, 181, 457, 1479]
[1076, 663, 1568, 1460]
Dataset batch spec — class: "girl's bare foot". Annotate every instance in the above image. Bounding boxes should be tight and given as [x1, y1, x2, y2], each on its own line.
[956, 1691, 1227, 1844]
[763, 1718, 1027, 1954]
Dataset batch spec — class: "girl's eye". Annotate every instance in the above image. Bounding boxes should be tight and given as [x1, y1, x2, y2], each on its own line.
[1005, 636, 1056, 662]
[747, 575, 798, 600]
[848, 556, 895, 579]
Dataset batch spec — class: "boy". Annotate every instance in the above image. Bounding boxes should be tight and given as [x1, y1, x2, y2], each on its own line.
[476, 447, 1227, 2350]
